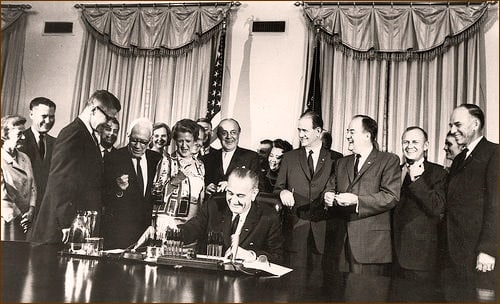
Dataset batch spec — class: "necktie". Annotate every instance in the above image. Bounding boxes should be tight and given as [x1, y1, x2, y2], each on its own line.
[136, 157, 144, 196]
[231, 214, 240, 235]
[354, 154, 361, 177]
[307, 150, 314, 176]
[39, 133, 45, 159]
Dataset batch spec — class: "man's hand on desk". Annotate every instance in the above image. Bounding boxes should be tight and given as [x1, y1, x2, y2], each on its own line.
[224, 246, 257, 262]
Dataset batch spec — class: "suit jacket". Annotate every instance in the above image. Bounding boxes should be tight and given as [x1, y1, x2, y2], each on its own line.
[325, 148, 401, 264]
[202, 146, 261, 186]
[30, 118, 103, 244]
[393, 161, 447, 271]
[180, 196, 284, 263]
[274, 147, 343, 254]
[19, 127, 56, 211]
[101, 147, 161, 249]
[446, 137, 498, 268]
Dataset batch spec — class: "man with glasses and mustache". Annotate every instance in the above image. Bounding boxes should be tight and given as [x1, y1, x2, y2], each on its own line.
[202, 118, 261, 196]
[30, 90, 121, 245]
[101, 118, 161, 249]
[97, 117, 120, 157]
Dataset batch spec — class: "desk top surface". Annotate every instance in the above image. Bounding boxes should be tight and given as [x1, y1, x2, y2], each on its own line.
[1, 241, 445, 302]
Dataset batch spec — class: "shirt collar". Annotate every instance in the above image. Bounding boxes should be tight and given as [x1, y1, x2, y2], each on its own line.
[79, 114, 98, 143]
[223, 148, 237, 158]
[466, 136, 483, 155]
[233, 205, 251, 223]
[305, 143, 322, 155]
[31, 128, 41, 140]
[407, 157, 424, 167]
[357, 146, 373, 160]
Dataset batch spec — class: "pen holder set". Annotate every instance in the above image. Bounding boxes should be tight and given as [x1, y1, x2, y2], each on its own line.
[206, 231, 224, 257]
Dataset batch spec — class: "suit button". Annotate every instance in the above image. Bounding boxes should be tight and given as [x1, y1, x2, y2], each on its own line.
[249, 242, 254, 246]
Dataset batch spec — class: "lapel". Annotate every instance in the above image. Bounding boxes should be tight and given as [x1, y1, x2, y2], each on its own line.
[350, 148, 378, 186]
[145, 151, 156, 190]
[298, 148, 312, 180]
[456, 137, 487, 172]
[238, 204, 260, 244]
[346, 154, 355, 183]
[76, 118, 102, 159]
[25, 128, 40, 160]
[226, 147, 241, 175]
[314, 148, 329, 179]
[222, 206, 233, 249]
[214, 149, 224, 177]
[125, 150, 142, 196]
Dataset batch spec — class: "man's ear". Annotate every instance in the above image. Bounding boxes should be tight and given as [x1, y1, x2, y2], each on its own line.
[251, 188, 259, 201]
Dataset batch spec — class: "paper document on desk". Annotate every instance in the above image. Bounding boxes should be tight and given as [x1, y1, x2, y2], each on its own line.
[243, 261, 293, 277]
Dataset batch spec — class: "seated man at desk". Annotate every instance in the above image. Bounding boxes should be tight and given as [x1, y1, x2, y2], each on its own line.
[138, 167, 284, 264]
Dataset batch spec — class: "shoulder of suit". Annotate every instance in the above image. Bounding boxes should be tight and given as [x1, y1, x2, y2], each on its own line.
[236, 146, 258, 156]
[424, 161, 447, 173]
[253, 202, 280, 219]
[146, 149, 162, 160]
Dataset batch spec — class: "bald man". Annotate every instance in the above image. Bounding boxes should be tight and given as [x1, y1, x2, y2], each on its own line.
[101, 118, 161, 249]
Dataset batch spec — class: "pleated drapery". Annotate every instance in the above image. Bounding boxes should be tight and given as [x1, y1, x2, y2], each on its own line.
[301, 3, 495, 165]
[72, 5, 231, 147]
[2, 8, 28, 115]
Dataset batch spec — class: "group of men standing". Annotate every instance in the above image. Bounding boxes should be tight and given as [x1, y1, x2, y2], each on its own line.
[16, 88, 497, 301]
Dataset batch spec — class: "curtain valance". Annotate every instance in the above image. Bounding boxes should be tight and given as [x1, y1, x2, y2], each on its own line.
[2, 9, 26, 33]
[80, 5, 231, 56]
[303, 3, 490, 61]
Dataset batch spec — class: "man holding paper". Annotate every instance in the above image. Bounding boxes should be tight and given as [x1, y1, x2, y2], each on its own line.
[142, 167, 284, 263]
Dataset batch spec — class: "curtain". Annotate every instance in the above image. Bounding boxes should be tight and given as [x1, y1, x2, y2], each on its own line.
[1, 8, 28, 115]
[302, 3, 493, 165]
[72, 6, 230, 146]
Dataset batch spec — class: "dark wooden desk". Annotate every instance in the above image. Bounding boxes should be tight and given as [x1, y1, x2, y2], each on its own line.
[1, 241, 448, 302]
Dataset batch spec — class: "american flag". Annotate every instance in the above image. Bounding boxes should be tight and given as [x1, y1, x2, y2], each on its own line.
[206, 29, 226, 121]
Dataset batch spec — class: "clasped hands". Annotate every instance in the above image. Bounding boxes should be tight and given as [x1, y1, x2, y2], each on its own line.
[324, 191, 358, 207]
[20, 207, 34, 233]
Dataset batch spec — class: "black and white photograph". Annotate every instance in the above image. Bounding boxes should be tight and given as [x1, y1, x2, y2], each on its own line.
[1, 1, 498, 302]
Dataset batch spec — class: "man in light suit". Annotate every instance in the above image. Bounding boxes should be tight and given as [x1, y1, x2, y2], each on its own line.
[101, 118, 161, 249]
[324, 115, 400, 275]
[392, 127, 447, 280]
[443, 104, 498, 301]
[30, 90, 121, 245]
[202, 118, 261, 195]
[274, 110, 342, 270]
[19, 97, 57, 218]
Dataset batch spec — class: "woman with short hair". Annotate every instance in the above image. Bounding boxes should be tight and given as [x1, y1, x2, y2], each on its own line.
[1, 115, 37, 240]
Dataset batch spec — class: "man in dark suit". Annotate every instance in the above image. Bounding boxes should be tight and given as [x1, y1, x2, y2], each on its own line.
[274, 111, 342, 270]
[30, 90, 121, 245]
[202, 118, 260, 195]
[392, 126, 447, 280]
[97, 117, 120, 157]
[196, 117, 217, 156]
[19, 97, 57, 219]
[443, 104, 498, 301]
[101, 118, 161, 249]
[324, 115, 400, 275]
[141, 167, 283, 263]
